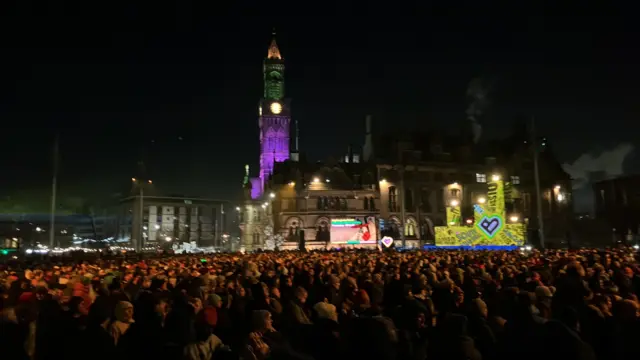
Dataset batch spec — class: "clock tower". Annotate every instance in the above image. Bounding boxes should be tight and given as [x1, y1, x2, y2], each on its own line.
[256, 31, 291, 197]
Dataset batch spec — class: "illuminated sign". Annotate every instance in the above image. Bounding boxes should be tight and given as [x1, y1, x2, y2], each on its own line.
[435, 180, 525, 247]
[381, 236, 394, 247]
[330, 217, 378, 244]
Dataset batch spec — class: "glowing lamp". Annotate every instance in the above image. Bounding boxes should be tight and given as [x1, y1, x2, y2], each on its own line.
[477, 197, 486, 204]
[380, 178, 387, 184]
[235, 207, 241, 211]
[313, 177, 320, 183]
[450, 199, 459, 207]
[465, 219, 473, 225]
[288, 181, 295, 186]
[509, 216, 519, 222]
[165, 237, 172, 242]
[269, 192, 276, 198]
[491, 174, 501, 181]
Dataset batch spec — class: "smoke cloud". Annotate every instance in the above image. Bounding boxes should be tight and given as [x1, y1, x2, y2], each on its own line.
[466, 77, 493, 143]
[562, 144, 634, 214]
[562, 144, 634, 189]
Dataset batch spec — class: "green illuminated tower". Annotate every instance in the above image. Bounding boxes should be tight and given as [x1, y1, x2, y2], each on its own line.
[256, 31, 292, 198]
[264, 34, 285, 100]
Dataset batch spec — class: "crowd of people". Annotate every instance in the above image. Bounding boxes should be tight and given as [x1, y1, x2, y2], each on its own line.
[1, 247, 639, 360]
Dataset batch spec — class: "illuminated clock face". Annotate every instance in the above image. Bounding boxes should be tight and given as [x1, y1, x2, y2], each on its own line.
[270, 102, 282, 114]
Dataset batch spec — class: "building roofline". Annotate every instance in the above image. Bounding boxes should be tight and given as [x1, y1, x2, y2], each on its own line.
[118, 196, 232, 204]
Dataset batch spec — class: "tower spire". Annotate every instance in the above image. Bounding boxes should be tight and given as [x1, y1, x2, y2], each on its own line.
[267, 30, 282, 60]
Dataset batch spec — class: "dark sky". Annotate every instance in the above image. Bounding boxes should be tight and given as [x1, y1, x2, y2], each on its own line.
[0, 2, 638, 207]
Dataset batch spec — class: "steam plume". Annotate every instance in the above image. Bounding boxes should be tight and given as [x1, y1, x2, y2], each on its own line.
[562, 143, 634, 189]
[466, 77, 493, 143]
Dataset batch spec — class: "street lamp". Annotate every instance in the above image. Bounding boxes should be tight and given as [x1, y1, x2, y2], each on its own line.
[269, 192, 276, 198]
[132, 177, 152, 252]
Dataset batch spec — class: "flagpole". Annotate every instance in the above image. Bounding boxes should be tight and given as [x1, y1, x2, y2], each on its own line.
[49, 133, 59, 248]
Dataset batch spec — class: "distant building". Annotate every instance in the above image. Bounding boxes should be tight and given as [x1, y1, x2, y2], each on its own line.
[0, 213, 114, 249]
[375, 126, 573, 247]
[115, 195, 230, 250]
[266, 157, 380, 250]
[593, 175, 640, 244]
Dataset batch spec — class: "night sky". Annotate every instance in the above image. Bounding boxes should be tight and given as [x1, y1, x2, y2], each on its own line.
[0, 2, 637, 209]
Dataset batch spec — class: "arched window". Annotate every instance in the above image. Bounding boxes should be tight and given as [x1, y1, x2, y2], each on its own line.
[405, 218, 417, 238]
[388, 186, 398, 212]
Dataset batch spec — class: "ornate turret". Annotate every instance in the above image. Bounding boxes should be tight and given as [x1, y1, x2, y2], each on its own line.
[267, 30, 282, 60]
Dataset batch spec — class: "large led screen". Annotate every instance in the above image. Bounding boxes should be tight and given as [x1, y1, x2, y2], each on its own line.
[330, 217, 377, 245]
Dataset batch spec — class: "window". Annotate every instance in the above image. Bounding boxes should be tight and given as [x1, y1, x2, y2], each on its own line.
[405, 218, 417, 237]
[510, 175, 521, 185]
[420, 188, 432, 212]
[369, 197, 376, 211]
[253, 209, 259, 222]
[405, 188, 414, 210]
[340, 198, 348, 210]
[363, 197, 369, 210]
[317, 197, 329, 210]
[333, 197, 341, 210]
[450, 189, 461, 198]
[388, 186, 398, 212]
[476, 173, 487, 183]
[252, 232, 260, 245]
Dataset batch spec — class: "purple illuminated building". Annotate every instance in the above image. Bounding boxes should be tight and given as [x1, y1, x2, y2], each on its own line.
[252, 32, 294, 199]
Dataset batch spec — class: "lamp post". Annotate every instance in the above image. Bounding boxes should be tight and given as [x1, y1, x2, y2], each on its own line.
[132, 177, 152, 252]
[393, 165, 407, 248]
[530, 117, 545, 250]
[49, 133, 59, 248]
